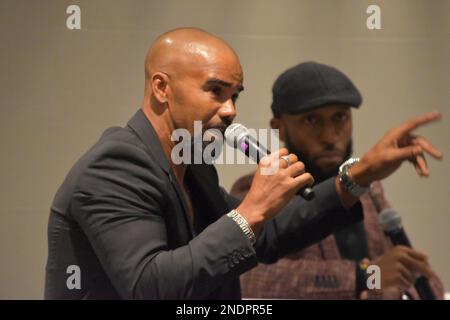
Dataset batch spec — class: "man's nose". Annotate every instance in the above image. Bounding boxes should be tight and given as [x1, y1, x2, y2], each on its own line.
[320, 125, 340, 145]
[218, 99, 237, 121]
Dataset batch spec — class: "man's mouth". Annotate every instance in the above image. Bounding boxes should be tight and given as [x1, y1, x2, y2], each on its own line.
[206, 123, 229, 136]
[203, 125, 227, 142]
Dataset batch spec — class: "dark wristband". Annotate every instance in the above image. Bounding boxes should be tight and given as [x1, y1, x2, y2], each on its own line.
[355, 260, 369, 299]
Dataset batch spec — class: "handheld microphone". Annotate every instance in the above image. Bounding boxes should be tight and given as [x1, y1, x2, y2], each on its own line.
[378, 209, 436, 300]
[224, 123, 315, 201]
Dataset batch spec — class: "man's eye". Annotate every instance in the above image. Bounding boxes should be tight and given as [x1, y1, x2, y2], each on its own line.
[334, 113, 348, 122]
[303, 116, 317, 125]
[211, 87, 222, 96]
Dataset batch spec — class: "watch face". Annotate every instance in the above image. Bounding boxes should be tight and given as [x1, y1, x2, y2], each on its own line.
[338, 158, 368, 198]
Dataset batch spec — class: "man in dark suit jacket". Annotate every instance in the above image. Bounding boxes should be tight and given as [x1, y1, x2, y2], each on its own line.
[45, 28, 443, 299]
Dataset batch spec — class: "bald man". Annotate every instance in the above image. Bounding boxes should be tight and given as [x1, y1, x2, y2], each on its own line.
[45, 28, 443, 299]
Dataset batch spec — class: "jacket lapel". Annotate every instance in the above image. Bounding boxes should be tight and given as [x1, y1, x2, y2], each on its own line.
[127, 109, 195, 236]
[187, 164, 231, 233]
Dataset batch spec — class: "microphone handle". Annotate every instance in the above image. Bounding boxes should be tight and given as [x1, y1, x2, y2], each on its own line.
[388, 229, 436, 300]
[388, 228, 412, 247]
[415, 276, 437, 300]
[297, 186, 315, 201]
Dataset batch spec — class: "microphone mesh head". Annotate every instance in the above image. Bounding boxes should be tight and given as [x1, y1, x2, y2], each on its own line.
[224, 123, 248, 148]
[378, 208, 403, 232]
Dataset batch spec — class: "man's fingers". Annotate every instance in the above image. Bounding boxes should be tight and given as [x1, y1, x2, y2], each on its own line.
[393, 112, 442, 137]
[404, 247, 428, 261]
[397, 264, 416, 288]
[391, 134, 443, 176]
[286, 160, 305, 177]
[399, 253, 433, 279]
[389, 145, 423, 163]
[359, 291, 369, 300]
[276, 153, 298, 169]
[391, 268, 414, 291]
[283, 153, 298, 167]
[413, 136, 443, 160]
[414, 153, 428, 176]
[271, 148, 289, 158]
[292, 172, 314, 190]
[260, 148, 289, 168]
[413, 159, 424, 176]
[408, 149, 428, 176]
[262, 148, 288, 163]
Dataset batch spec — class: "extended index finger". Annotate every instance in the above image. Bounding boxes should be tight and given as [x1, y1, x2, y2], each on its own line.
[393, 112, 442, 136]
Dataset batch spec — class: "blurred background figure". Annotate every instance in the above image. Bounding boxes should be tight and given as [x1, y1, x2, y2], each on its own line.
[231, 62, 444, 299]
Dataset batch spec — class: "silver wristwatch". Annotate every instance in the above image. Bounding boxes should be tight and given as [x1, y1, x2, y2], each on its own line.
[227, 209, 256, 245]
[338, 157, 368, 198]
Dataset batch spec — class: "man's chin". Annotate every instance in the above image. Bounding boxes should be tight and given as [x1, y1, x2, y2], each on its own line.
[315, 157, 342, 169]
[315, 162, 340, 179]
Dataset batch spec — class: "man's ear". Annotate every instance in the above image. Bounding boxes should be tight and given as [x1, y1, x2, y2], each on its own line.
[270, 117, 286, 142]
[150, 72, 170, 104]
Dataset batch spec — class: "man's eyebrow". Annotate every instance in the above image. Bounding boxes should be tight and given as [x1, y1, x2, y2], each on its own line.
[203, 78, 244, 92]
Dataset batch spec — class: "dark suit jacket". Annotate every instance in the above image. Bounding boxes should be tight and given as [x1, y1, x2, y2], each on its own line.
[45, 109, 362, 299]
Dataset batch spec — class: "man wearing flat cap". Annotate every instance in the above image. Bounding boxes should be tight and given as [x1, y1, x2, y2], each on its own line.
[232, 62, 444, 300]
